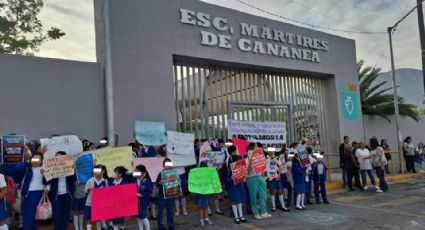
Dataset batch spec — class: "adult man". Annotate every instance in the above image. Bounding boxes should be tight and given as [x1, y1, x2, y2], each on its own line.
[338, 136, 349, 186]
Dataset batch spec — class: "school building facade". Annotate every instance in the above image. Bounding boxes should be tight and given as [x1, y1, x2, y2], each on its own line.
[0, 0, 363, 152]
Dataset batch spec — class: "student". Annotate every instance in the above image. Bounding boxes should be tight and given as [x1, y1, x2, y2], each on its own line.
[174, 167, 188, 217]
[291, 153, 306, 210]
[109, 166, 132, 230]
[226, 146, 247, 224]
[312, 155, 329, 204]
[46, 151, 77, 230]
[84, 165, 109, 230]
[266, 148, 289, 212]
[0, 171, 8, 230]
[305, 147, 316, 205]
[156, 158, 175, 230]
[196, 161, 214, 226]
[72, 180, 87, 230]
[281, 151, 294, 209]
[14, 153, 49, 230]
[134, 165, 153, 230]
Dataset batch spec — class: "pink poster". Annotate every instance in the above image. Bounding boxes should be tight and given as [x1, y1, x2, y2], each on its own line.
[231, 137, 250, 157]
[133, 157, 165, 181]
[91, 183, 138, 221]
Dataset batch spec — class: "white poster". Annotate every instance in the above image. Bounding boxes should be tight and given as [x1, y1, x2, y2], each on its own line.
[166, 131, 194, 155]
[199, 151, 226, 169]
[168, 152, 196, 167]
[227, 120, 286, 148]
[40, 135, 83, 158]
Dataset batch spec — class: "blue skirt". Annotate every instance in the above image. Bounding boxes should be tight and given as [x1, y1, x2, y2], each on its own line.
[196, 195, 211, 208]
[72, 197, 86, 211]
[0, 199, 7, 221]
[228, 183, 246, 204]
[180, 174, 188, 194]
[267, 180, 283, 190]
[294, 180, 306, 194]
[84, 205, 91, 221]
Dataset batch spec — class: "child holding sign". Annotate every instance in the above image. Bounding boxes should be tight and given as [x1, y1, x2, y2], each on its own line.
[195, 161, 214, 226]
[108, 166, 133, 230]
[84, 165, 109, 230]
[226, 146, 247, 225]
[266, 148, 289, 212]
[155, 158, 176, 230]
[292, 154, 307, 210]
[134, 165, 153, 230]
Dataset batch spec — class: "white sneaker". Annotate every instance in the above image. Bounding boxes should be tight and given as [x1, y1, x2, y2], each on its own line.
[205, 218, 214, 225]
[183, 210, 188, 216]
[175, 211, 180, 216]
[363, 186, 368, 190]
[200, 219, 205, 226]
[260, 213, 272, 219]
[375, 185, 381, 190]
[376, 189, 383, 193]
[254, 214, 263, 220]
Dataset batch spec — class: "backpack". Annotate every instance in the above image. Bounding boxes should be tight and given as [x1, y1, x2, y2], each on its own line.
[5, 175, 17, 206]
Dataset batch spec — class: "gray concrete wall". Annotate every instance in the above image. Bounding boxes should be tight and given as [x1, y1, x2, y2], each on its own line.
[95, 0, 363, 149]
[0, 54, 105, 142]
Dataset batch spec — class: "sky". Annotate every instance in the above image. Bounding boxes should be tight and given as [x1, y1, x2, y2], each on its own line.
[37, 0, 422, 72]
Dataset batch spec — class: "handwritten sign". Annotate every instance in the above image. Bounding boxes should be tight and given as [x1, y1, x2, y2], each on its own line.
[188, 168, 223, 195]
[249, 148, 267, 175]
[40, 135, 83, 158]
[266, 158, 279, 180]
[296, 146, 309, 167]
[231, 137, 250, 157]
[75, 152, 94, 183]
[132, 157, 164, 182]
[230, 159, 247, 185]
[91, 183, 138, 221]
[166, 131, 194, 155]
[135, 121, 166, 146]
[94, 147, 132, 173]
[199, 151, 226, 169]
[279, 156, 288, 174]
[1, 135, 25, 164]
[43, 155, 75, 181]
[228, 120, 287, 148]
[161, 169, 182, 199]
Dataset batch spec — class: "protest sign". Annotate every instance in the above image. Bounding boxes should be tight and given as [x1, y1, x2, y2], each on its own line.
[167, 138, 198, 167]
[230, 159, 247, 185]
[161, 169, 182, 199]
[1, 135, 25, 163]
[40, 135, 83, 158]
[94, 147, 132, 173]
[132, 157, 164, 182]
[43, 155, 75, 181]
[279, 155, 288, 174]
[135, 120, 166, 146]
[266, 158, 279, 180]
[199, 151, 226, 169]
[249, 148, 267, 175]
[188, 168, 222, 195]
[166, 131, 194, 155]
[228, 120, 286, 148]
[231, 137, 250, 157]
[296, 146, 309, 167]
[91, 183, 138, 221]
[75, 152, 94, 183]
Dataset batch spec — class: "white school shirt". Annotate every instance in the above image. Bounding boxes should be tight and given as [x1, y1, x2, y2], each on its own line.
[85, 177, 108, 206]
[57, 177, 67, 195]
[318, 163, 324, 175]
[355, 148, 373, 170]
[0, 174, 5, 188]
[29, 167, 44, 191]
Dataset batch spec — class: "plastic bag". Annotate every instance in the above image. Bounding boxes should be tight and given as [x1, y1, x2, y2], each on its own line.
[35, 193, 52, 220]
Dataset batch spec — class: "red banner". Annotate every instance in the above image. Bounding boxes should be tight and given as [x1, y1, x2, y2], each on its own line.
[249, 148, 267, 175]
[231, 137, 250, 157]
[91, 183, 138, 221]
[230, 159, 247, 185]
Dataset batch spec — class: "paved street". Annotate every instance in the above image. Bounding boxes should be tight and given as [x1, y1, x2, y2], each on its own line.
[122, 177, 425, 230]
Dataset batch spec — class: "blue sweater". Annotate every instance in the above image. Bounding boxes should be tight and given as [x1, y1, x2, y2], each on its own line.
[14, 162, 46, 197]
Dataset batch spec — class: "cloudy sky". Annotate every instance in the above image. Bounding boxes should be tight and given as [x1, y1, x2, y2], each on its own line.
[37, 0, 421, 71]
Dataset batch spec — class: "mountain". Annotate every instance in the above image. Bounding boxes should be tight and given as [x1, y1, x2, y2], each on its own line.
[375, 68, 425, 109]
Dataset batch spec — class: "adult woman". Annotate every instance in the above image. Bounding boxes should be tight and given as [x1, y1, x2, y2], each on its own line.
[355, 142, 382, 192]
[380, 139, 392, 174]
[344, 142, 361, 191]
[370, 139, 388, 192]
[402, 137, 416, 173]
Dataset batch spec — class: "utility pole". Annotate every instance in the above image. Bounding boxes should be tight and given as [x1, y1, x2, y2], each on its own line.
[417, 0, 425, 102]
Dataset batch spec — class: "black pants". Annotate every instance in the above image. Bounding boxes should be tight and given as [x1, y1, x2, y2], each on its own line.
[346, 167, 361, 189]
[375, 166, 388, 192]
[404, 155, 416, 173]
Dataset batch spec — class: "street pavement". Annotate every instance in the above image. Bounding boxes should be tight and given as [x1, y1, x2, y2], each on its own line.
[122, 177, 425, 230]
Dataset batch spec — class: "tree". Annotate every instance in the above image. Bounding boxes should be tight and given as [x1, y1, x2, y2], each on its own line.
[0, 0, 65, 55]
[358, 59, 419, 122]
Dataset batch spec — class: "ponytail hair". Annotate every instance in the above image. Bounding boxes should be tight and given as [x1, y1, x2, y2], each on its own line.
[135, 164, 151, 182]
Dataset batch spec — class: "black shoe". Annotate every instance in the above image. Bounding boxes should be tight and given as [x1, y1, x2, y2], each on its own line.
[240, 217, 247, 223]
[271, 208, 276, 212]
[208, 212, 213, 216]
[306, 201, 313, 205]
[296, 207, 303, 210]
[216, 210, 224, 215]
[159, 228, 167, 230]
[169, 228, 176, 230]
[234, 218, 241, 224]
[281, 207, 290, 212]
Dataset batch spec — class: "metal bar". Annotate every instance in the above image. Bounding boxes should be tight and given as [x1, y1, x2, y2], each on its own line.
[174, 64, 180, 132]
[193, 66, 199, 136]
[224, 67, 230, 137]
[220, 68, 225, 139]
[206, 68, 213, 139]
[180, 65, 186, 133]
[203, 68, 209, 139]
[187, 66, 193, 133]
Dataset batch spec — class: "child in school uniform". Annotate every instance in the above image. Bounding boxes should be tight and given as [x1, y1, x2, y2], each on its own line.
[266, 148, 289, 212]
[196, 161, 214, 226]
[291, 154, 307, 210]
[225, 146, 247, 224]
[156, 158, 175, 230]
[84, 165, 109, 230]
[109, 166, 133, 230]
[134, 164, 153, 230]
[312, 155, 329, 204]
[72, 181, 87, 230]
[174, 167, 188, 217]
[0, 172, 8, 230]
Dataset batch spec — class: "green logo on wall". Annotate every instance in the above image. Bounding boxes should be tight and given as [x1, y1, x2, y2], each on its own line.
[340, 91, 359, 120]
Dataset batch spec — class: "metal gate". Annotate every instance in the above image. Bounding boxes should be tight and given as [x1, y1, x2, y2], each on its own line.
[173, 61, 327, 150]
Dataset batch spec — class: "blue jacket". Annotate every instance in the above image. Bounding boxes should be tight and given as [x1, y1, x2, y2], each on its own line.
[45, 175, 76, 200]
[14, 162, 46, 197]
[312, 161, 327, 182]
[138, 177, 153, 205]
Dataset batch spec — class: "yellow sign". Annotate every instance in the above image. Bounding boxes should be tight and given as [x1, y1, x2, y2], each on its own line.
[94, 147, 132, 173]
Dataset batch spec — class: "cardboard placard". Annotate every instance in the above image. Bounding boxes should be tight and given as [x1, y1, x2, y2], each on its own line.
[161, 169, 182, 199]
[132, 157, 164, 182]
[249, 148, 267, 175]
[43, 155, 75, 181]
[188, 168, 222, 195]
[230, 159, 247, 185]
